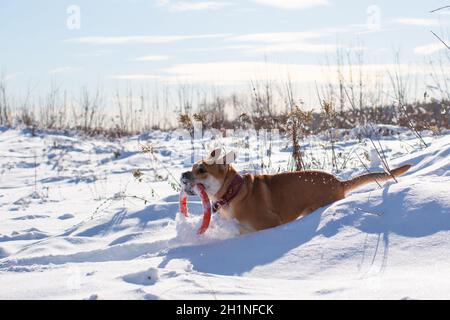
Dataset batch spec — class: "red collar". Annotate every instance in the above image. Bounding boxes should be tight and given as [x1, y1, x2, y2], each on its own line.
[212, 174, 244, 213]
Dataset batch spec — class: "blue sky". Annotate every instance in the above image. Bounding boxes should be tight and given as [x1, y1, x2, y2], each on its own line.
[1, 0, 449, 97]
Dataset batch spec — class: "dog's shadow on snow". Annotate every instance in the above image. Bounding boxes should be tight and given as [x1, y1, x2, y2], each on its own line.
[158, 177, 450, 277]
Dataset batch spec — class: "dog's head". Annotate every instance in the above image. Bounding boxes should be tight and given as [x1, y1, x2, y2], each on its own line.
[181, 149, 237, 197]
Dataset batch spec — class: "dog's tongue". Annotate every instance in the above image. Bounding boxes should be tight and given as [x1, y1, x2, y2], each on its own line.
[179, 183, 211, 235]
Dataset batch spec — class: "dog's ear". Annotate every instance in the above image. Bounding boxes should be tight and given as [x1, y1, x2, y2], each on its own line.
[204, 148, 222, 164]
[218, 151, 237, 165]
[209, 148, 222, 160]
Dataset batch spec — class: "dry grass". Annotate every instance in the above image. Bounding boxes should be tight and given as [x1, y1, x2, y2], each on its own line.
[1, 51, 449, 139]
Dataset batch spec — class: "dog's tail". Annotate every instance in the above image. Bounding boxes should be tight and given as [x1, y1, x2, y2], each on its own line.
[342, 164, 411, 193]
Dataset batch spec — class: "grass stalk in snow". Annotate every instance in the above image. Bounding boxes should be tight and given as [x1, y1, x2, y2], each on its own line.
[341, 78, 399, 183]
[140, 142, 181, 192]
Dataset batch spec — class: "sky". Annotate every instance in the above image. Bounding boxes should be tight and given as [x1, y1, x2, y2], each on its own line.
[1, 0, 450, 101]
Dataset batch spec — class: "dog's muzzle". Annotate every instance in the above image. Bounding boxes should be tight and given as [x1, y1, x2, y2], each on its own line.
[181, 171, 196, 195]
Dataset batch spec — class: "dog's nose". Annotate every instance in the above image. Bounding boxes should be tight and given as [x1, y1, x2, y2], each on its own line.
[181, 171, 192, 184]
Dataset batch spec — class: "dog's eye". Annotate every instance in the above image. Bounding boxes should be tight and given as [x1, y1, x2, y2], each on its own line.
[198, 166, 207, 174]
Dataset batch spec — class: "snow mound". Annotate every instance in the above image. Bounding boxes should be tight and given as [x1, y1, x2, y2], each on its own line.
[174, 212, 240, 244]
[0, 128, 449, 299]
[122, 268, 159, 286]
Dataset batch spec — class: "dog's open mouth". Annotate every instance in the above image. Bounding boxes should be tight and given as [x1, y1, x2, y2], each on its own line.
[184, 184, 196, 196]
[180, 172, 197, 196]
[182, 182, 205, 196]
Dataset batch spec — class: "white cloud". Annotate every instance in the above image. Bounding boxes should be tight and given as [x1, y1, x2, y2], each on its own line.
[73, 50, 115, 57]
[414, 42, 448, 55]
[228, 31, 326, 43]
[156, 0, 231, 11]
[190, 30, 366, 54]
[171, 1, 232, 11]
[221, 28, 366, 54]
[270, 43, 364, 54]
[161, 61, 436, 85]
[65, 34, 229, 45]
[107, 74, 161, 80]
[3, 72, 22, 81]
[396, 18, 439, 27]
[187, 44, 256, 52]
[227, 26, 365, 43]
[131, 55, 170, 62]
[244, 42, 340, 54]
[156, 0, 170, 6]
[186, 42, 347, 54]
[251, 0, 330, 10]
[48, 67, 78, 74]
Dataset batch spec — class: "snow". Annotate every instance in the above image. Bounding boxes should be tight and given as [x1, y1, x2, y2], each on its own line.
[0, 126, 449, 299]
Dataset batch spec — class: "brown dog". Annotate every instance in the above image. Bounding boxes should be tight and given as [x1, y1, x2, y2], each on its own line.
[181, 149, 411, 234]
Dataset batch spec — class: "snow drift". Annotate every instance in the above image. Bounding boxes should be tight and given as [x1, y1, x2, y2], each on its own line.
[0, 127, 449, 299]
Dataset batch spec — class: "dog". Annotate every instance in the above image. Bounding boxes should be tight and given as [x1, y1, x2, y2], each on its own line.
[181, 149, 411, 234]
